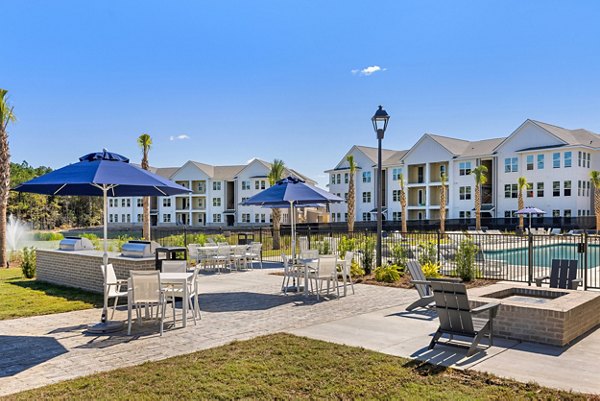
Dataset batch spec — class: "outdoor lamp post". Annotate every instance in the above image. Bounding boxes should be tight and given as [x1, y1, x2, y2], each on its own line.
[371, 105, 390, 270]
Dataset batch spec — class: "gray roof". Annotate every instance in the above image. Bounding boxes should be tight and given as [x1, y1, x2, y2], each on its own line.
[356, 145, 397, 164]
[149, 166, 179, 179]
[458, 137, 505, 158]
[212, 165, 245, 180]
[530, 120, 600, 148]
[382, 150, 409, 167]
[427, 134, 470, 156]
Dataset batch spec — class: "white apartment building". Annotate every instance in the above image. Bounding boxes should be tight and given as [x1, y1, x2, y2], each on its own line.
[108, 158, 319, 227]
[326, 119, 598, 222]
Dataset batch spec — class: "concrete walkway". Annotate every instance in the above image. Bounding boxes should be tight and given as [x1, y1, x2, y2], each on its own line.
[1, 269, 599, 396]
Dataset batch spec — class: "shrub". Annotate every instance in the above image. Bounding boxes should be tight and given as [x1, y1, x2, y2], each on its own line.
[21, 247, 36, 278]
[338, 236, 357, 258]
[361, 236, 376, 273]
[417, 241, 437, 266]
[421, 262, 441, 278]
[317, 240, 331, 255]
[374, 265, 401, 283]
[390, 243, 408, 269]
[350, 260, 365, 277]
[454, 238, 478, 281]
[33, 232, 64, 241]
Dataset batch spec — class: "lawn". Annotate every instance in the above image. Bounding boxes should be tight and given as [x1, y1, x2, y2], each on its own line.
[4, 333, 594, 400]
[0, 268, 102, 320]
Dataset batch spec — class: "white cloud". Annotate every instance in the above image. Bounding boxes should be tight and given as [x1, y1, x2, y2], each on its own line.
[169, 134, 190, 141]
[351, 65, 386, 76]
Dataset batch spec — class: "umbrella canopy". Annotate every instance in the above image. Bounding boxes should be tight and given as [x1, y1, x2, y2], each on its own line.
[12, 150, 191, 333]
[242, 177, 342, 260]
[241, 176, 343, 206]
[13, 150, 189, 197]
[515, 207, 546, 215]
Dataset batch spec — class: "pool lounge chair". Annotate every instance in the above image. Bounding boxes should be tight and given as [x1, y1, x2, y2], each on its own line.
[424, 281, 499, 357]
[535, 259, 581, 290]
[405, 261, 461, 311]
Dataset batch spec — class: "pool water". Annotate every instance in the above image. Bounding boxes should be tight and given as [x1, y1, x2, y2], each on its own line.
[484, 243, 600, 268]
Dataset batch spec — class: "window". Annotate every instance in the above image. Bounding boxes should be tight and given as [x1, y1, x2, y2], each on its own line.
[552, 210, 560, 217]
[331, 213, 336, 222]
[241, 214, 250, 223]
[241, 197, 249, 203]
[121, 199, 126, 207]
[254, 180, 259, 190]
[578, 180, 582, 196]
[553, 181, 560, 197]
[564, 180, 571, 196]
[459, 186, 471, 200]
[392, 190, 400, 202]
[261, 180, 266, 190]
[163, 214, 171, 223]
[362, 192, 371, 203]
[564, 209, 572, 218]
[459, 211, 471, 218]
[137, 198, 143, 207]
[362, 212, 371, 221]
[504, 157, 518, 173]
[121, 214, 125, 222]
[331, 174, 335, 184]
[344, 193, 348, 201]
[109, 214, 114, 223]
[392, 168, 402, 180]
[537, 182, 544, 197]
[344, 213, 348, 221]
[526, 155, 534, 170]
[459, 161, 471, 176]
[564, 152, 572, 168]
[526, 183, 533, 198]
[213, 181, 221, 191]
[137, 214, 142, 222]
[440, 165, 446, 176]
[504, 184, 517, 198]
[578, 151, 582, 167]
[242, 181, 250, 190]
[588, 181, 591, 196]
[336, 213, 341, 221]
[392, 211, 401, 221]
[163, 198, 171, 207]
[213, 198, 221, 207]
[537, 154, 544, 169]
[254, 214, 260, 223]
[587, 153, 591, 168]
[504, 210, 516, 218]
[109, 199, 113, 207]
[553, 152, 560, 168]
[362, 171, 371, 183]
[126, 214, 131, 223]
[336, 174, 341, 184]
[344, 173, 349, 184]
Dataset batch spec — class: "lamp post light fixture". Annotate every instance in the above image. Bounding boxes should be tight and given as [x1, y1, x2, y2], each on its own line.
[371, 105, 390, 270]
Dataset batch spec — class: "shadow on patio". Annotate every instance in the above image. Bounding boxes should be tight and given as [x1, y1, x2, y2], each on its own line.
[0, 335, 68, 377]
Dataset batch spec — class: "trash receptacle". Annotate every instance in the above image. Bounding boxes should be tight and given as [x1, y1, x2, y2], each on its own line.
[155, 246, 187, 270]
[238, 233, 255, 245]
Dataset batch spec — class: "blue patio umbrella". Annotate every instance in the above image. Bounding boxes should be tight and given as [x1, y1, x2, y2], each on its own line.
[516, 206, 546, 231]
[13, 150, 191, 333]
[242, 176, 343, 258]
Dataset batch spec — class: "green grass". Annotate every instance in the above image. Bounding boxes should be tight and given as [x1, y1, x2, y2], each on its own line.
[4, 334, 593, 400]
[0, 268, 102, 320]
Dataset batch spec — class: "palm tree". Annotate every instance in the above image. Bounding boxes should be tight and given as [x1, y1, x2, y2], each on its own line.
[399, 172, 407, 233]
[0, 90, 15, 268]
[439, 172, 447, 234]
[137, 133, 152, 240]
[269, 159, 285, 250]
[590, 171, 600, 232]
[346, 155, 356, 233]
[471, 165, 488, 231]
[517, 176, 527, 231]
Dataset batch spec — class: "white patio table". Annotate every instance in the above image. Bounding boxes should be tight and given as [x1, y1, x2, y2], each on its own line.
[160, 272, 194, 328]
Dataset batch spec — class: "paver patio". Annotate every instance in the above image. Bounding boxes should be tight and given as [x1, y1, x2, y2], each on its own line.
[1, 268, 599, 396]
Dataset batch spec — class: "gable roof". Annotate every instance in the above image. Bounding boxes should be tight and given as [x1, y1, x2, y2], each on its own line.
[213, 165, 245, 180]
[382, 150, 409, 167]
[457, 137, 505, 158]
[427, 134, 470, 156]
[151, 167, 179, 179]
[355, 145, 397, 164]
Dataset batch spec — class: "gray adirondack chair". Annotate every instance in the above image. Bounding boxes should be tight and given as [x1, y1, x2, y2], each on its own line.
[535, 259, 581, 290]
[406, 260, 462, 311]
[425, 281, 499, 357]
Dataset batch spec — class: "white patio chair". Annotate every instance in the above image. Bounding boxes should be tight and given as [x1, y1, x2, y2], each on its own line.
[101, 264, 128, 319]
[232, 245, 248, 270]
[245, 243, 263, 269]
[324, 237, 339, 255]
[206, 237, 217, 245]
[309, 255, 339, 300]
[161, 260, 187, 273]
[214, 243, 233, 273]
[300, 249, 319, 260]
[187, 244, 199, 266]
[127, 270, 173, 336]
[339, 251, 355, 296]
[281, 253, 302, 294]
[298, 236, 309, 252]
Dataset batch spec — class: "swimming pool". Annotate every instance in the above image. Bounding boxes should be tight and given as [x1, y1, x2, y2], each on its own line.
[484, 243, 600, 268]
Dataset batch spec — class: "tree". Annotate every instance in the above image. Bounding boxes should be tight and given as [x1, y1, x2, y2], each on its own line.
[137, 133, 152, 240]
[517, 176, 527, 231]
[590, 171, 600, 233]
[346, 155, 356, 233]
[0, 90, 15, 267]
[269, 159, 285, 250]
[399, 173, 407, 233]
[439, 172, 447, 234]
[471, 165, 488, 231]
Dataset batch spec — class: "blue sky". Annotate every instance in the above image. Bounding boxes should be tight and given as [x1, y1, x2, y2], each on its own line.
[3, 1, 600, 187]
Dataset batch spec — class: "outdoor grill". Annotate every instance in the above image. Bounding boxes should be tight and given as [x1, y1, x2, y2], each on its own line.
[58, 236, 95, 251]
[121, 240, 159, 258]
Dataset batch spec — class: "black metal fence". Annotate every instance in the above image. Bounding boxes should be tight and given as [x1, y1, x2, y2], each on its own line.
[150, 224, 600, 290]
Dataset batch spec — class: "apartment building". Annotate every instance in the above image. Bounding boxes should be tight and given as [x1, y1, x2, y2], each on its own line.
[108, 158, 319, 227]
[326, 119, 598, 222]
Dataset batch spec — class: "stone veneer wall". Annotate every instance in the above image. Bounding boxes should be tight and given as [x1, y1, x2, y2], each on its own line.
[37, 250, 156, 293]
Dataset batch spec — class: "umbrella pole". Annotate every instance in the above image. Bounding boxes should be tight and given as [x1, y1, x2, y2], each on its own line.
[290, 201, 296, 260]
[101, 187, 109, 323]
